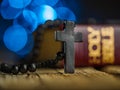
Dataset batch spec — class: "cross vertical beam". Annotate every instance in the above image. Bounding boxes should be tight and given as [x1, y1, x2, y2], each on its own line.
[55, 21, 82, 73]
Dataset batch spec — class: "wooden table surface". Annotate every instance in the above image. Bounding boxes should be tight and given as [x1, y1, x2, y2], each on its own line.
[0, 66, 120, 90]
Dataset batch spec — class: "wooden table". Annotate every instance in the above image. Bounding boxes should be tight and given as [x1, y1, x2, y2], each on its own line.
[0, 66, 120, 90]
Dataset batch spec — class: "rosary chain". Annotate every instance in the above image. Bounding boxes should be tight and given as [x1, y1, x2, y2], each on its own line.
[0, 20, 65, 75]
[0, 51, 64, 75]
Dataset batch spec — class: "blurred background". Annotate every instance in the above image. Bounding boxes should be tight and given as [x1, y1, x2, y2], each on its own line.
[60, 0, 120, 24]
[0, 0, 120, 23]
[0, 0, 120, 64]
[0, 1, 120, 90]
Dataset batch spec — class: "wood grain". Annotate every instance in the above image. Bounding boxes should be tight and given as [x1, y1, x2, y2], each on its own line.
[0, 67, 120, 90]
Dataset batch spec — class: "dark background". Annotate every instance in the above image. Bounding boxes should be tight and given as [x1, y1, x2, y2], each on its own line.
[63, 0, 120, 24]
[1, 0, 120, 24]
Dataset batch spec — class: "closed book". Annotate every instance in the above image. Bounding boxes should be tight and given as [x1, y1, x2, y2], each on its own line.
[35, 25, 120, 67]
[74, 25, 120, 67]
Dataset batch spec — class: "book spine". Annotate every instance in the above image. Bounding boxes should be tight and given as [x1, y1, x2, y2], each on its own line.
[74, 25, 120, 67]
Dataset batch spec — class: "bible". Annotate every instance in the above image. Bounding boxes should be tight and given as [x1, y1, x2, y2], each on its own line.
[74, 25, 120, 67]
[55, 23, 120, 68]
[33, 23, 120, 68]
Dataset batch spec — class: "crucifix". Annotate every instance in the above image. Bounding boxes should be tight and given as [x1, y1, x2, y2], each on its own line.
[55, 21, 82, 73]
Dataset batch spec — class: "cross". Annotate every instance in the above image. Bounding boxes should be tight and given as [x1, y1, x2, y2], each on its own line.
[55, 21, 82, 73]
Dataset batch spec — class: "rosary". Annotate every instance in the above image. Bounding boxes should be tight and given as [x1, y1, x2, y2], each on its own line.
[0, 20, 65, 75]
[0, 0, 81, 75]
[0, 51, 64, 75]
[0, 20, 82, 75]
[0, 20, 72, 75]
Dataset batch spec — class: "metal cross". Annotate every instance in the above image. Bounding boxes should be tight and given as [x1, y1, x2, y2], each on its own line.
[55, 21, 82, 73]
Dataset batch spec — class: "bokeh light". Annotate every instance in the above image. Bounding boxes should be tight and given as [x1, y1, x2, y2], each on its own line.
[17, 33, 34, 56]
[14, 9, 38, 33]
[29, 0, 59, 8]
[55, 7, 76, 21]
[0, 0, 77, 59]
[8, 0, 32, 9]
[33, 5, 57, 25]
[0, 0, 22, 19]
[3, 25, 28, 52]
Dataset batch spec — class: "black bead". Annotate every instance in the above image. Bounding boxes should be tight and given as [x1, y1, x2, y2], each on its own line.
[56, 52, 65, 60]
[33, 49, 39, 57]
[44, 61, 50, 67]
[53, 20, 61, 27]
[19, 64, 28, 74]
[11, 65, 19, 75]
[28, 63, 36, 72]
[34, 44, 40, 49]
[45, 20, 54, 28]
[53, 59, 59, 65]
[41, 23, 48, 29]
[36, 63, 43, 68]
[48, 60, 56, 66]
[47, 60, 53, 65]
[0, 63, 11, 73]
[41, 62, 46, 67]
[46, 60, 55, 67]
[37, 62, 47, 68]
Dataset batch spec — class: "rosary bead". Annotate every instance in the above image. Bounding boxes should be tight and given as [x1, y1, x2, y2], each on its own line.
[0, 63, 11, 73]
[36, 63, 42, 68]
[11, 65, 19, 75]
[53, 59, 59, 65]
[56, 52, 65, 60]
[0, 20, 65, 75]
[37, 62, 48, 68]
[28, 63, 36, 72]
[46, 60, 55, 67]
[41, 62, 46, 67]
[45, 20, 54, 28]
[47, 60, 53, 65]
[19, 64, 28, 74]
[53, 20, 62, 27]
[44, 61, 50, 67]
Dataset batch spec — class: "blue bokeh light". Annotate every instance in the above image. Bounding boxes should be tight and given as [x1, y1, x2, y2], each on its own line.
[55, 7, 76, 21]
[8, 0, 32, 9]
[29, 0, 59, 8]
[3, 25, 28, 52]
[33, 5, 57, 25]
[0, 0, 78, 60]
[17, 33, 34, 56]
[0, 0, 22, 19]
[14, 9, 38, 33]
